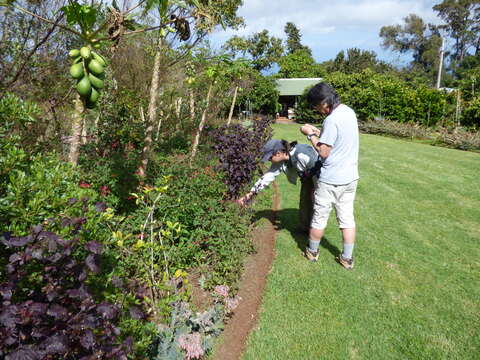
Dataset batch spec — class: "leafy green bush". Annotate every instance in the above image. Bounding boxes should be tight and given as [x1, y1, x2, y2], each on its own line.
[0, 92, 42, 149]
[323, 69, 453, 126]
[132, 155, 253, 289]
[294, 85, 318, 123]
[0, 142, 97, 235]
[78, 145, 140, 212]
[238, 73, 280, 114]
[462, 97, 480, 129]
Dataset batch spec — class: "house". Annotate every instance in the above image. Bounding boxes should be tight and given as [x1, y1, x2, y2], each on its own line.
[275, 78, 322, 118]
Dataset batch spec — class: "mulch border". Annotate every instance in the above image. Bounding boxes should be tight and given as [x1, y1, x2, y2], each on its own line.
[212, 183, 280, 360]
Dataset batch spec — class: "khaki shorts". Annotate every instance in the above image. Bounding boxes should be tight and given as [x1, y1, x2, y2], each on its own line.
[311, 180, 358, 230]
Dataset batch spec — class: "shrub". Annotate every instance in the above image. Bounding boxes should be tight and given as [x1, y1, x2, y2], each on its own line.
[0, 226, 132, 359]
[130, 155, 253, 289]
[359, 119, 480, 151]
[209, 117, 273, 200]
[322, 69, 453, 126]
[359, 119, 430, 139]
[0, 92, 44, 151]
[462, 97, 480, 129]
[0, 142, 97, 235]
[433, 127, 480, 151]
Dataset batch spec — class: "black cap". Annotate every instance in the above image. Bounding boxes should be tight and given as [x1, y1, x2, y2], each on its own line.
[261, 139, 284, 162]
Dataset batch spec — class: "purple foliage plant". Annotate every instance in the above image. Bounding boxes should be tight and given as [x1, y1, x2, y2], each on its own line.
[0, 216, 133, 360]
[210, 116, 273, 200]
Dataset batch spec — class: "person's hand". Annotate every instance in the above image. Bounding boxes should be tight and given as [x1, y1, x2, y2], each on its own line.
[301, 124, 320, 136]
[236, 192, 254, 206]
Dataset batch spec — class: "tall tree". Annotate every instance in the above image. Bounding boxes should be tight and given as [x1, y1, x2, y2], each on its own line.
[284, 22, 311, 55]
[380, 14, 442, 80]
[224, 29, 284, 71]
[330, 48, 390, 74]
[277, 48, 317, 78]
[433, 0, 480, 62]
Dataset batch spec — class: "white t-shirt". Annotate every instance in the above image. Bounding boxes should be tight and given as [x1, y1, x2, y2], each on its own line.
[318, 104, 359, 185]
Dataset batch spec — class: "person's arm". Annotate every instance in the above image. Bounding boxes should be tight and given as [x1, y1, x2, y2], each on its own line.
[315, 142, 332, 159]
[301, 123, 334, 160]
[237, 165, 281, 205]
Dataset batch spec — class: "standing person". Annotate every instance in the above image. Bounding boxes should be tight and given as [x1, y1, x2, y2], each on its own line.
[300, 83, 359, 269]
[237, 139, 321, 231]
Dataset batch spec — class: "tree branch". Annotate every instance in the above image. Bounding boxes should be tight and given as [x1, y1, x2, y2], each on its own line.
[2, 13, 64, 90]
[7, 3, 83, 37]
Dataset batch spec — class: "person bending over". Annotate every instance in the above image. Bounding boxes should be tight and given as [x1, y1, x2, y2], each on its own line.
[237, 139, 321, 231]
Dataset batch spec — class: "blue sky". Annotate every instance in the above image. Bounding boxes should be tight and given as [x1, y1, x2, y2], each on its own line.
[209, 0, 444, 67]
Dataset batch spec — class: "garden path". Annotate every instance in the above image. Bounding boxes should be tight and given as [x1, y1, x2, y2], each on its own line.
[212, 183, 280, 360]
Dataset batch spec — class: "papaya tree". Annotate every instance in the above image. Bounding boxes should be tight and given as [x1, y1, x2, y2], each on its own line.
[2, 0, 243, 167]
[136, 0, 244, 179]
[189, 57, 224, 163]
[1, 1, 130, 163]
[225, 59, 252, 125]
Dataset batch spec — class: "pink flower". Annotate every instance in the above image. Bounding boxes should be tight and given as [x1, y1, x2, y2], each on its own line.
[178, 332, 204, 360]
[225, 296, 241, 313]
[79, 181, 91, 188]
[100, 185, 110, 197]
[214, 285, 229, 298]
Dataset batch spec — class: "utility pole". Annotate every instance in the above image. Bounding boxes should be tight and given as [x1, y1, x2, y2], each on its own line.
[436, 37, 445, 89]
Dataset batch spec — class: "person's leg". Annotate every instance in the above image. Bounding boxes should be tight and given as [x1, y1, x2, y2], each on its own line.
[341, 228, 355, 258]
[298, 176, 314, 232]
[306, 181, 333, 261]
[334, 181, 358, 268]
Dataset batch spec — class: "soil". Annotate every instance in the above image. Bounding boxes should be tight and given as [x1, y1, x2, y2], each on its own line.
[275, 117, 296, 124]
[212, 183, 280, 360]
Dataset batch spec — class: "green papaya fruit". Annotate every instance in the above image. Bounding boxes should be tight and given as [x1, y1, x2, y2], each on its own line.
[70, 63, 84, 79]
[76, 76, 91, 97]
[88, 73, 104, 89]
[87, 59, 104, 76]
[80, 46, 91, 59]
[69, 49, 80, 58]
[96, 52, 108, 66]
[89, 87, 100, 103]
[91, 51, 107, 67]
[73, 56, 83, 64]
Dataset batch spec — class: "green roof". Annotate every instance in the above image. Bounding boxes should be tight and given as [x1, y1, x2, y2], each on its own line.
[275, 78, 322, 96]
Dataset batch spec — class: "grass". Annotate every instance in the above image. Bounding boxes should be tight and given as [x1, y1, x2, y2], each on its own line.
[242, 123, 480, 359]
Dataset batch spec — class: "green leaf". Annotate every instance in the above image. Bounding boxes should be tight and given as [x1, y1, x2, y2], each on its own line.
[60, 3, 98, 32]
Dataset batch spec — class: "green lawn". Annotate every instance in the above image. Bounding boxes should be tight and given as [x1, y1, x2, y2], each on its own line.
[243, 124, 480, 359]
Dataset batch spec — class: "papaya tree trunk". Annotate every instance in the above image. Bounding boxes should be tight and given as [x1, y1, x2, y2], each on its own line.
[175, 97, 182, 118]
[190, 83, 213, 164]
[81, 116, 87, 144]
[227, 85, 238, 126]
[175, 97, 183, 132]
[137, 39, 162, 179]
[154, 107, 164, 142]
[68, 94, 85, 165]
[189, 89, 195, 123]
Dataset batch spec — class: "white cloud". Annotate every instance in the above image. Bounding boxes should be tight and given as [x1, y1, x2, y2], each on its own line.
[210, 0, 441, 62]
